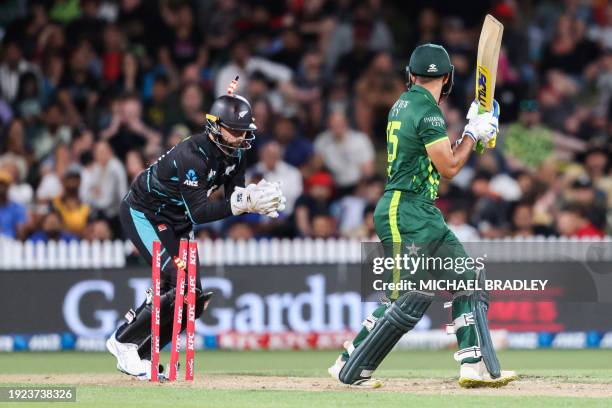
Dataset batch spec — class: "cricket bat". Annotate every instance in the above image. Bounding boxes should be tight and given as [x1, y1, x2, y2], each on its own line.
[475, 14, 504, 154]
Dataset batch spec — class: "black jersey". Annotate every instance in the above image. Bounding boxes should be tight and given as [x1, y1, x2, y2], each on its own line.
[125, 131, 245, 231]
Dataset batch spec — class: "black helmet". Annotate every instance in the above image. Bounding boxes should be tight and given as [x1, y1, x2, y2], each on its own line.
[206, 94, 257, 157]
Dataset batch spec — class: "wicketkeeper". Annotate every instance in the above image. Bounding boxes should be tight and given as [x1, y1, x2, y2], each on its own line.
[107, 83, 286, 380]
[328, 44, 517, 388]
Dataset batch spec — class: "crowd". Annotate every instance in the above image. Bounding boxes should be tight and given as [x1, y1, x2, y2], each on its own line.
[0, 0, 610, 243]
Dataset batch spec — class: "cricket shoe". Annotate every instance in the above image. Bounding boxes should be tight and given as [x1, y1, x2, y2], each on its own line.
[328, 355, 383, 389]
[106, 331, 150, 378]
[458, 360, 518, 388]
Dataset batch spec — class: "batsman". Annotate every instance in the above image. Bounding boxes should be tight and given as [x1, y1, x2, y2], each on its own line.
[328, 44, 517, 388]
[107, 81, 286, 380]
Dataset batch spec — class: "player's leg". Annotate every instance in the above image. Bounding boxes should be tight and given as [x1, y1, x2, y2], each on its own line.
[329, 192, 434, 386]
[439, 230, 517, 387]
[108, 201, 211, 378]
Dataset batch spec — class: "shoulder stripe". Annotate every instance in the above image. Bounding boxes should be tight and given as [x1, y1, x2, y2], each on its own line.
[425, 136, 449, 148]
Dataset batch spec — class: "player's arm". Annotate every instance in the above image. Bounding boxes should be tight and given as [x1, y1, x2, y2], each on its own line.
[426, 136, 475, 179]
[418, 109, 473, 179]
[223, 156, 246, 196]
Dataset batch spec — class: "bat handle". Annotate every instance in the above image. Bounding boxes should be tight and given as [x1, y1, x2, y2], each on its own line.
[475, 140, 485, 154]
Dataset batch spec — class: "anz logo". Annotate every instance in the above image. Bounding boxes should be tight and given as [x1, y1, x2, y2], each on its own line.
[183, 169, 199, 187]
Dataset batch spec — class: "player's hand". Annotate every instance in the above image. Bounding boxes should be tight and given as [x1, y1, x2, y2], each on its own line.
[261, 180, 286, 218]
[463, 100, 499, 147]
[230, 179, 286, 217]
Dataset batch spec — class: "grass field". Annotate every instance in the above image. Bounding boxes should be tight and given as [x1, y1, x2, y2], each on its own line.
[1, 350, 611, 407]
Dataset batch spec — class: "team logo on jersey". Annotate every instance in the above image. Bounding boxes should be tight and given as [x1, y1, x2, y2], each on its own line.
[207, 169, 217, 181]
[427, 63, 438, 73]
[225, 164, 236, 175]
[157, 224, 167, 232]
[184, 169, 199, 187]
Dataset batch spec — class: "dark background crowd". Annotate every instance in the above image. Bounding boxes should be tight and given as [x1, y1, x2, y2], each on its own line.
[0, 0, 610, 243]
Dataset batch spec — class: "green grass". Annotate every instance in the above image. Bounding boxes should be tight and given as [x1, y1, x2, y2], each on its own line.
[1, 350, 611, 407]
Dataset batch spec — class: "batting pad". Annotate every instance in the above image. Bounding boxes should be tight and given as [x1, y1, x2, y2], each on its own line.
[339, 291, 433, 384]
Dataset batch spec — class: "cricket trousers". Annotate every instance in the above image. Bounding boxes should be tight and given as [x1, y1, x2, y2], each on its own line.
[343, 190, 482, 364]
[119, 200, 202, 293]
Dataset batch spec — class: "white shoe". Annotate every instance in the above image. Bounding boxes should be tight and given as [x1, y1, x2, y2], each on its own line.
[106, 332, 149, 379]
[458, 360, 518, 388]
[328, 355, 345, 381]
[328, 355, 383, 389]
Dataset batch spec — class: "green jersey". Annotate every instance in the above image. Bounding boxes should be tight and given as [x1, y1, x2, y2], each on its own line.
[385, 85, 448, 201]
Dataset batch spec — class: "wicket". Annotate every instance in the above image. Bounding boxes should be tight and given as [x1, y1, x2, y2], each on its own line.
[150, 239, 198, 382]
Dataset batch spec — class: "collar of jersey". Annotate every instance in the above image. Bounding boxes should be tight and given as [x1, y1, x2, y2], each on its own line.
[197, 131, 240, 163]
[410, 84, 437, 105]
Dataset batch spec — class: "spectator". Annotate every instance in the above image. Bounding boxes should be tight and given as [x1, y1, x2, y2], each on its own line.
[164, 82, 205, 134]
[249, 141, 302, 213]
[556, 204, 604, 238]
[30, 102, 72, 161]
[57, 40, 100, 125]
[204, 0, 239, 59]
[125, 150, 146, 184]
[100, 94, 161, 161]
[273, 115, 313, 168]
[0, 169, 27, 239]
[447, 204, 480, 241]
[158, 3, 207, 73]
[0, 37, 39, 103]
[144, 74, 171, 130]
[502, 100, 555, 172]
[227, 221, 255, 241]
[65, 0, 105, 50]
[314, 109, 374, 195]
[328, 1, 393, 76]
[353, 52, 404, 137]
[14, 71, 43, 122]
[1, 159, 33, 206]
[214, 41, 293, 99]
[52, 165, 90, 237]
[81, 141, 127, 229]
[344, 204, 378, 240]
[335, 175, 384, 236]
[29, 210, 77, 243]
[294, 171, 334, 237]
[582, 147, 612, 208]
[36, 143, 71, 202]
[84, 217, 114, 241]
[566, 176, 607, 230]
[311, 213, 337, 239]
[165, 124, 190, 149]
[470, 171, 508, 238]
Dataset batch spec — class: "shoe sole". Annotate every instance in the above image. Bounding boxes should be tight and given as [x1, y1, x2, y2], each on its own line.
[458, 374, 518, 388]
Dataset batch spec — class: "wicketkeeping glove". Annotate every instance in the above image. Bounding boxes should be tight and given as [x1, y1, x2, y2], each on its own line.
[230, 179, 286, 218]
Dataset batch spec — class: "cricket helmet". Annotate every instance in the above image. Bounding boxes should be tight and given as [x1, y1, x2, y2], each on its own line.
[407, 43, 454, 97]
[205, 94, 257, 157]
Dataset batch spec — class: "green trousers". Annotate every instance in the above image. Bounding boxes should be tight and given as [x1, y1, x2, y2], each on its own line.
[343, 190, 480, 364]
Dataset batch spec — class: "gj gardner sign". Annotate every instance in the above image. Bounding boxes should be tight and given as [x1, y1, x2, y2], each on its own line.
[1, 255, 612, 339]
